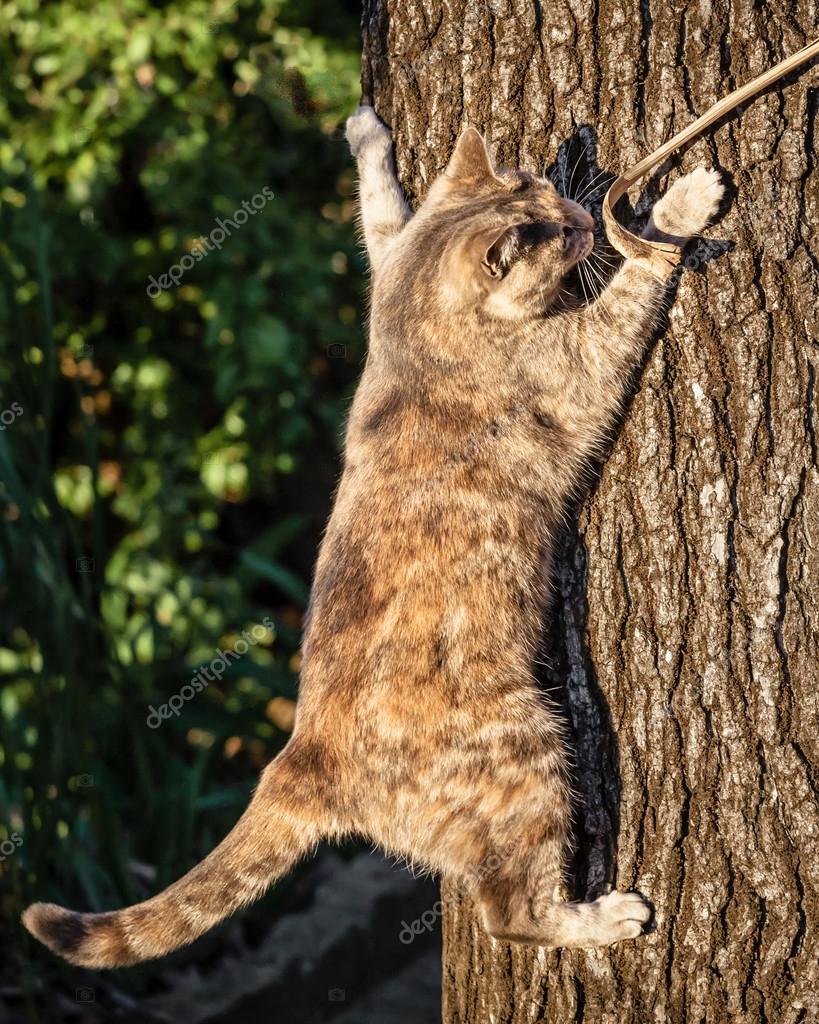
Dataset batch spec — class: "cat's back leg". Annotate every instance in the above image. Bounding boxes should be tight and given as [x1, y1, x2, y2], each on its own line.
[367, 710, 652, 949]
[474, 844, 652, 948]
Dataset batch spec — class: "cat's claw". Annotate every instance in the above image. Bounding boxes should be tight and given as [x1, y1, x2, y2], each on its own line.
[346, 105, 392, 157]
[650, 166, 725, 239]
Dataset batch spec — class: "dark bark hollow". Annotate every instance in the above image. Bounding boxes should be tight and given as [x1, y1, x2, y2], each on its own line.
[359, 2, 818, 1021]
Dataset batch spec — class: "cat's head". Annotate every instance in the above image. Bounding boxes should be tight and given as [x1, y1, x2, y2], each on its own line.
[402, 129, 595, 319]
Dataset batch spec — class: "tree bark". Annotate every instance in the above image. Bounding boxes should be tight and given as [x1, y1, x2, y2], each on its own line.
[360, 1, 819, 1021]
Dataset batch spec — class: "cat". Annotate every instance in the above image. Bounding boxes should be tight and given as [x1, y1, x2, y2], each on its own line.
[23, 106, 724, 966]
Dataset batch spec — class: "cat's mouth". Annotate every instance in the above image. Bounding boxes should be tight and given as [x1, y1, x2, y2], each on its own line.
[563, 227, 594, 265]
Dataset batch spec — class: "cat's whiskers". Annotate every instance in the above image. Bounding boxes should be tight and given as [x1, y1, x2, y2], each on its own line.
[586, 257, 619, 327]
[589, 249, 618, 272]
[588, 237, 619, 267]
[593, 245, 618, 266]
[575, 178, 605, 207]
[582, 257, 618, 328]
[589, 262, 616, 294]
[575, 170, 615, 207]
[585, 257, 610, 298]
[590, 258, 619, 297]
[592, 234, 618, 256]
[566, 150, 584, 202]
[575, 259, 590, 307]
[581, 261, 602, 302]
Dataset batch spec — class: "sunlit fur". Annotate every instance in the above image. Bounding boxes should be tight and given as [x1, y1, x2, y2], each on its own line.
[22, 109, 724, 967]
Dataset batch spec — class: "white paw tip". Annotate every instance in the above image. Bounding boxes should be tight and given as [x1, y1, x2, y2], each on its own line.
[678, 166, 724, 210]
[596, 889, 653, 925]
[346, 104, 378, 124]
[345, 106, 390, 154]
[690, 166, 724, 202]
[653, 165, 725, 235]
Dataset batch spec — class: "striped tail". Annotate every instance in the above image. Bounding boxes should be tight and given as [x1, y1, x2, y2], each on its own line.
[22, 744, 327, 968]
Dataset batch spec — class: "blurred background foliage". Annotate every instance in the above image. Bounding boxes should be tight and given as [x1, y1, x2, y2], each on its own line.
[0, 0, 364, 1015]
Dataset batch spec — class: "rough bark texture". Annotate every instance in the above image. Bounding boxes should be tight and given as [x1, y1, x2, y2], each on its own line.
[359, 2, 818, 1022]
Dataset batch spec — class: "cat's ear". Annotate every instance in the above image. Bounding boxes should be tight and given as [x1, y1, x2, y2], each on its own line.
[445, 222, 524, 292]
[478, 224, 523, 279]
[446, 128, 497, 186]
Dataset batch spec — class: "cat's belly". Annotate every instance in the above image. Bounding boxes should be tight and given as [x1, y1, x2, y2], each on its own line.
[297, 479, 554, 729]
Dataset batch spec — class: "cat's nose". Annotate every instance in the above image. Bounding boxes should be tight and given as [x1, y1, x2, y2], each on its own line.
[564, 204, 595, 231]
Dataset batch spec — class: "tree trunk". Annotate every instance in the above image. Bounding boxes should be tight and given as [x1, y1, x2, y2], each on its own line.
[360, 1, 819, 1021]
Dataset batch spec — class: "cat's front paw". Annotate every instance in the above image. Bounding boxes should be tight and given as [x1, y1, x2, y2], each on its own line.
[648, 167, 724, 240]
[346, 105, 392, 158]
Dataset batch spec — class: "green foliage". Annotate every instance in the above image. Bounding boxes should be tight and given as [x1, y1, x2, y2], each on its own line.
[0, 0, 363, 1003]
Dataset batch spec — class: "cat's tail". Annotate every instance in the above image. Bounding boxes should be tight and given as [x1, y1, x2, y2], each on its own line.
[22, 741, 329, 968]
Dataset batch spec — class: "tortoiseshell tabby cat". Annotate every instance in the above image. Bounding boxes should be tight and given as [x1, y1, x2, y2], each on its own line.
[24, 107, 724, 965]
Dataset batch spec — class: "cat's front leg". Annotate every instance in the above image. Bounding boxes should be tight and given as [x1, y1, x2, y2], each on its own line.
[518, 167, 724, 459]
[346, 106, 412, 273]
[573, 166, 725, 387]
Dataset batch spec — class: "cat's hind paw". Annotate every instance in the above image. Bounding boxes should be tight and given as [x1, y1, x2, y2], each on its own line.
[648, 166, 724, 240]
[584, 889, 653, 945]
[346, 105, 392, 158]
